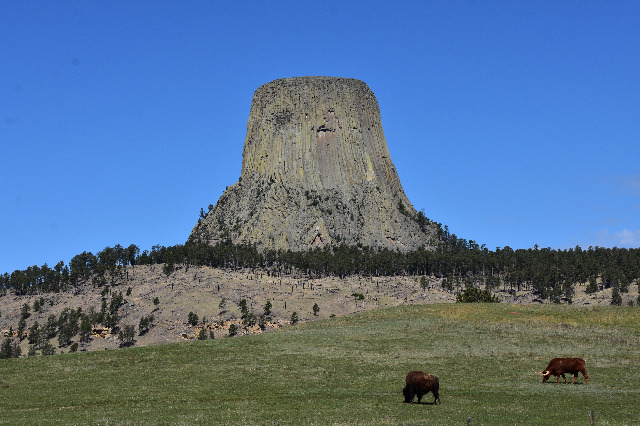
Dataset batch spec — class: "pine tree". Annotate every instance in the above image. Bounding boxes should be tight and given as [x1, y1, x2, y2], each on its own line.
[58, 323, 74, 347]
[239, 299, 249, 319]
[197, 328, 208, 340]
[118, 325, 136, 347]
[79, 315, 92, 343]
[45, 314, 57, 339]
[11, 340, 22, 358]
[17, 317, 27, 340]
[187, 312, 199, 326]
[41, 341, 56, 356]
[20, 303, 31, 320]
[611, 286, 623, 306]
[0, 338, 12, 359]
[243, 313, 257, 327]
[138, 315, 154, 335]
[586, 276, 599, 294]
[28, 321, 40, 345]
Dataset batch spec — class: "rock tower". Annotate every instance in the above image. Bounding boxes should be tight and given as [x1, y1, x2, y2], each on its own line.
[189, 77, 436, 251]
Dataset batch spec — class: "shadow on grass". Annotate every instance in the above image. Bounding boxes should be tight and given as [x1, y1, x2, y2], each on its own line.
[543, 382, 587, 385]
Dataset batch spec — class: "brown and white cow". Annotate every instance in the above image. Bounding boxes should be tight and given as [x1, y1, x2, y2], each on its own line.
[535, 358, 589, 384]
[403, 371, 441, 404]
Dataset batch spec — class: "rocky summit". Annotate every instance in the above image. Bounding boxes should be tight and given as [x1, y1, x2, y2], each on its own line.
[189, 76, 436, 252]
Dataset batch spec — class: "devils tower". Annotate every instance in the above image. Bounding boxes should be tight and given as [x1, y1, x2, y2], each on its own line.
[189, 77, 436, 251]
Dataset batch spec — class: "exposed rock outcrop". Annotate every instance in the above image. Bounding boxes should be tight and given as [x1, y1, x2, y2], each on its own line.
[189, 77, 436, 251]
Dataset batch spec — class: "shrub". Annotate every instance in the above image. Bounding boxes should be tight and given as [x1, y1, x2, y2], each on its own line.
[187, 312, 199, 326]
[28, 345, 38, 357]
[290, 312, 299, 325]
[228, 324, 238, 337]
[197, 328, 208, 340]
[351, 293, 364, 301]
[456, 287, 500, 303]
[11, 340, 22, 358]
[162, 262, 174, 277]
[258, 314, 267, 331]
[442, 277, 455, 291]
[420, 276, 429, 290]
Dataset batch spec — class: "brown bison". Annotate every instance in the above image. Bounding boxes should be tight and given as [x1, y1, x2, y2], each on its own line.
[403, 371, 441, 404]
[535, 358, 589, 384]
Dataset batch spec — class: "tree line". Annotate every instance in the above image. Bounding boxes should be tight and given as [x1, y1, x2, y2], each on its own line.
[1, 232, 639, 304]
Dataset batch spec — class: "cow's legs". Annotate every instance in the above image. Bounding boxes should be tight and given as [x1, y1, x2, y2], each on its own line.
[561, 374, 567, 384]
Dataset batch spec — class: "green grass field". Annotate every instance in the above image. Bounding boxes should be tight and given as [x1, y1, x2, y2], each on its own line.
[2, 303, 639, 425]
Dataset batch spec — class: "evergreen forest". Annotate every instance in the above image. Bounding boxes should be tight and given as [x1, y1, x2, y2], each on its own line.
[2, 225, 639, 306]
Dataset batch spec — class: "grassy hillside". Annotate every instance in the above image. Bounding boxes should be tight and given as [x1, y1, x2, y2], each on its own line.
[3, 264, 635, 357]
[2, 303, 639, 425]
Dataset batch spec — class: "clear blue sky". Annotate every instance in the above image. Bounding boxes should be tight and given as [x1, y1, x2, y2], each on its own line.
[2, 1, 639, 273]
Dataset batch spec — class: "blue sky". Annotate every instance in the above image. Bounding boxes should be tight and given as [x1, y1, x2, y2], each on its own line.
[2, 1, 639, 273]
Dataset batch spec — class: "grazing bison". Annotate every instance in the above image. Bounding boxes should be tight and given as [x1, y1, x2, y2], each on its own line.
[535, 358, 589, 384]
[403, 371, 441, 404]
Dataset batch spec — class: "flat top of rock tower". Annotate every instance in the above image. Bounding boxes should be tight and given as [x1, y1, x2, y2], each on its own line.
[256, 76, 372, 93]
